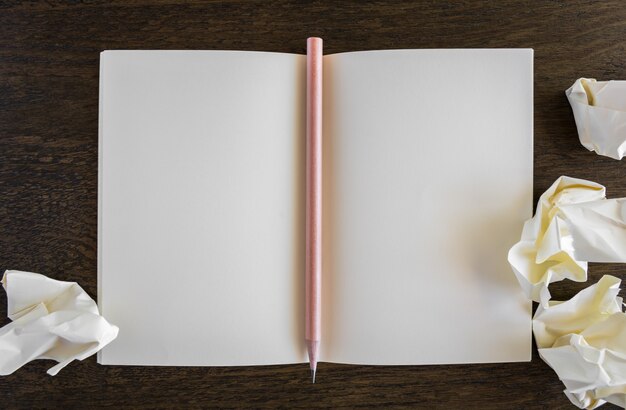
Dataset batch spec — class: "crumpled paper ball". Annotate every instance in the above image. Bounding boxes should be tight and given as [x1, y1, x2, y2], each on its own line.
[566, 78, 626, 160]
[508, 176, 603, 304]
[534, 275, 626, 409]
[0, 270, 119, 375]
[508, 175, 626, 305]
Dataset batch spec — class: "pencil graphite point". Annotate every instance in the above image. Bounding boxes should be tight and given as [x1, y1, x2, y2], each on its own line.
[306, 339, 319, 383]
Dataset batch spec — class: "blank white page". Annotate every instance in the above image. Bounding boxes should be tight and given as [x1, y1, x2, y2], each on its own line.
[320, 49, 533, 364]
[98, 51, 307, 366]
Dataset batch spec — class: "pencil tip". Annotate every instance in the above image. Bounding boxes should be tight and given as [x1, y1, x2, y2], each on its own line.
[306, 339, 319, 383]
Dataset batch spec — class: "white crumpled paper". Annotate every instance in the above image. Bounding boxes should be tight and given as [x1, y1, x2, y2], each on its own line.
[566, 78, 626, 160]
[0, 270, 118, 375]
[508, 176, 626, 304]
[534, 275, 626, 409]
[509, 176, 626, 409]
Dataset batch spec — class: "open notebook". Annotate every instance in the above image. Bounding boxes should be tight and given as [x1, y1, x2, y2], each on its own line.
[98, 49, 533, 366]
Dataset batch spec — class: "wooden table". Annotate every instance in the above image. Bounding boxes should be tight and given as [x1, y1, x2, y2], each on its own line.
[1, 1, 625, 408]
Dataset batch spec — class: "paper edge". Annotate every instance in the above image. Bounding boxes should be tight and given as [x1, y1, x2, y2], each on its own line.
[97, 51, 106, 365]
[528, 49, 535, 362]
[100, 49, 304, 57]
[325, 47, 535, 58]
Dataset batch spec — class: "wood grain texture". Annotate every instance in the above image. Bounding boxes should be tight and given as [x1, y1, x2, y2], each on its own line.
[1, 0, 625, 408]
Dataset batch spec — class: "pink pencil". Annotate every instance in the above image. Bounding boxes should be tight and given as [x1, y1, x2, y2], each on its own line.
[305, 37, 322, 384]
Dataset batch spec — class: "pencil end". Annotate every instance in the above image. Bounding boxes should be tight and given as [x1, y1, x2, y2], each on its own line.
[306, 339, 320, 383]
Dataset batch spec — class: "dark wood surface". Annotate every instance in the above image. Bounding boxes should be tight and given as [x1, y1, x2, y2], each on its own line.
[1, 1, 625, 408]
